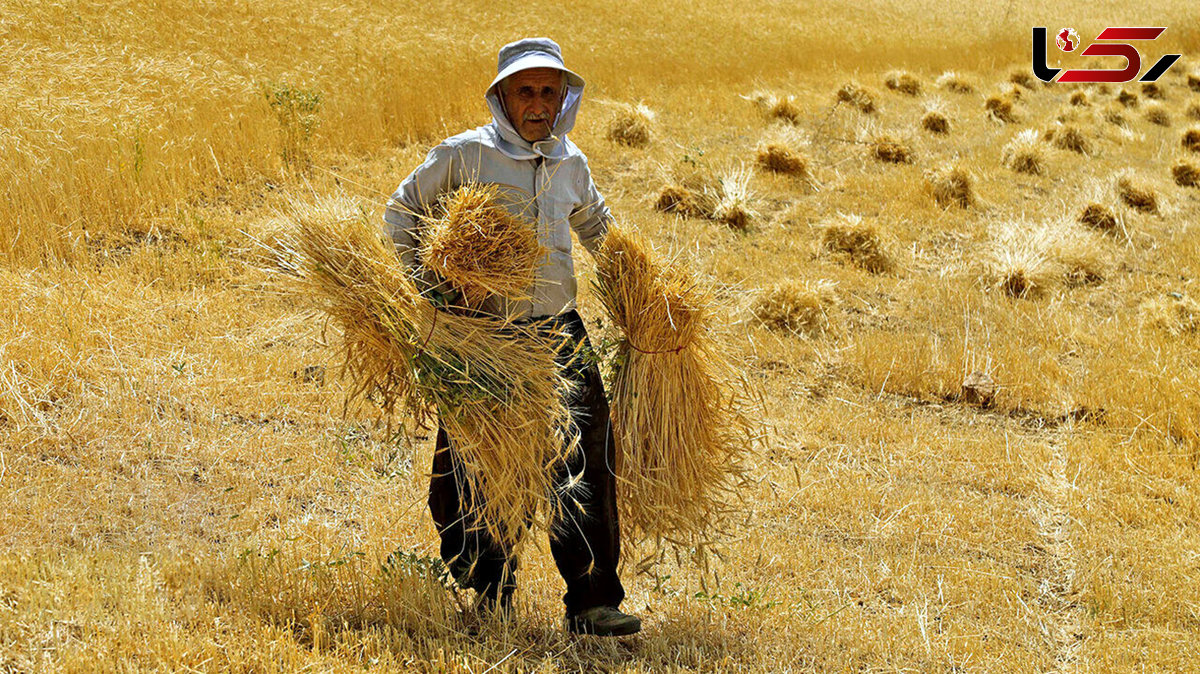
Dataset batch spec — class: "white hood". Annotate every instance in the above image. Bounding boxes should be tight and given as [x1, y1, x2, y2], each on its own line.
[484, 74, 585, 162]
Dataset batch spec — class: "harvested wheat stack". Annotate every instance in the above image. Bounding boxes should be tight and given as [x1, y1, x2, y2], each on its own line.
[1142, 82, 1165, 100]
[984, 220, 1059, 299]
[1117, 88, 1139, 107]
[1045, 123, 1092, 154]
[1139, 294, 1200, 336]
[1116, 173, 1158, 213]
[936, 71, 975, 94]
[767, 96, 801, 124]
[1079, 202, 1118, 233]
[1070, 91, 1090, 106]
[991, 258, 1051, 298]
[1173, 160, 1200, 187]
[707, 166, 758, 230]
[654, 166, 711, 218]
[420, 184, 544, 305]
[755, 143, 809, 177]
[594, 226, 752, 553]
[607, 103, 654, 147]
[1144, 103, 1172, 127]
[291, 197, 575, 549]
[1002, 129, 1046, 175]
[655, 184, 703, 217]
[748, 91, 801, 124]
[1190, 74, 1200, 92]
[921, 107, 950, 134]
[836, 82, 878, 113]
[822, 213, 895, 273]
[925, 164, 974, 208]
[884, 70, 922, 96]
[870, 134, 913, 163]
[985, 95, 1018, 123]
[1050, 222, 1110, 286]
[1183, 127, 1200, 152]
[1009, 70, 1037, 90]
[986, 219, 1108, 296]
[1052, 104, 1084, 124]
[753, 279, 836, 337]
[1188, 102, 1200, 121]
[1103, 105, 1129, 127]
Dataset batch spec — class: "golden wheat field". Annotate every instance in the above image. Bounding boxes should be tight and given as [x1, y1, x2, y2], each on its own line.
[4, 0, 1200, 670]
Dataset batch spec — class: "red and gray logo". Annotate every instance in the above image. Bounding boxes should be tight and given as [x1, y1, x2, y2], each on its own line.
[1056, 28, 1080, 52]
[1032, 26, 1181, 83]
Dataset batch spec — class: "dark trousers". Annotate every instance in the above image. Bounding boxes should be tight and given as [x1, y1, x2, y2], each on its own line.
[427, 310, 625, 615]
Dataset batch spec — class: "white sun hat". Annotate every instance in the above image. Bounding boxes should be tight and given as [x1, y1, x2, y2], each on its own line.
[488, 37, 585, 92]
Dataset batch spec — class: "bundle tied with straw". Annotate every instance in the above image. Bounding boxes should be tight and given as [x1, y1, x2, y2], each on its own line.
[285, 196, 577, 549]
[419, 184, 546, 307]
[594, 226, 754, 560]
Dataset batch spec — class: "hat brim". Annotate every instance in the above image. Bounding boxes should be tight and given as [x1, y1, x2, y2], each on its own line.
[488, 54, 585, 92]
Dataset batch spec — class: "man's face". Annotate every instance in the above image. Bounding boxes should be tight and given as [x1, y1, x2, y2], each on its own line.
[501, 67, 565, 142]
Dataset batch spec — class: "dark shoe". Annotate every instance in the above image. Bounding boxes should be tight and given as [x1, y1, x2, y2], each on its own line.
[565, 606, 641, 637]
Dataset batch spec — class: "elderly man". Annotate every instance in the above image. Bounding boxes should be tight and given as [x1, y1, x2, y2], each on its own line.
[383, 37, 640, 637]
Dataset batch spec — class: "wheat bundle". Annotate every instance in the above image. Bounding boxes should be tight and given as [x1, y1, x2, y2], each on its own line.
[921, 110, 950, 134]
[753, 279, 836, 337]
[593, 226, 752, 554]
[1174, 160, 1200, 187]
[1009, 70, 1037, 90]
[926, 164, 975, 208]
[870, 134, 913, 163]
[419, 184, 545, 306]
[1116, 173, 1158, 213]
[985, 95, 1018, 123]
[746, 90, 802, 124]
[935, 71, 975, 94]
[654, 184, 703, 217]
[756, 143, 809, 177]
[607, 103, 654, 147]
[1144, 103, 1172, 127]
[884, 70, 923, 96]
[289, 198, 574, 549]
[1183, 128, 1200, 153]
[1141, 82, 1165, 100]
[1046, 124, 1092, 154]
[1103, 105, 1129, 127]
[836, 82, 878, 114]
[822, 213, 895, 273]
[1002, 129, 1046, 175]
[1139, 294, 1200, 336]
[707, 166, 757, 230]
[984, 220, 1058, 299]
[1079, 202, 1118, 233]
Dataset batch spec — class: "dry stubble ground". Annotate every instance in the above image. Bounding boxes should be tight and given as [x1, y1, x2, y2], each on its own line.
[3, 1, 1200, 671]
